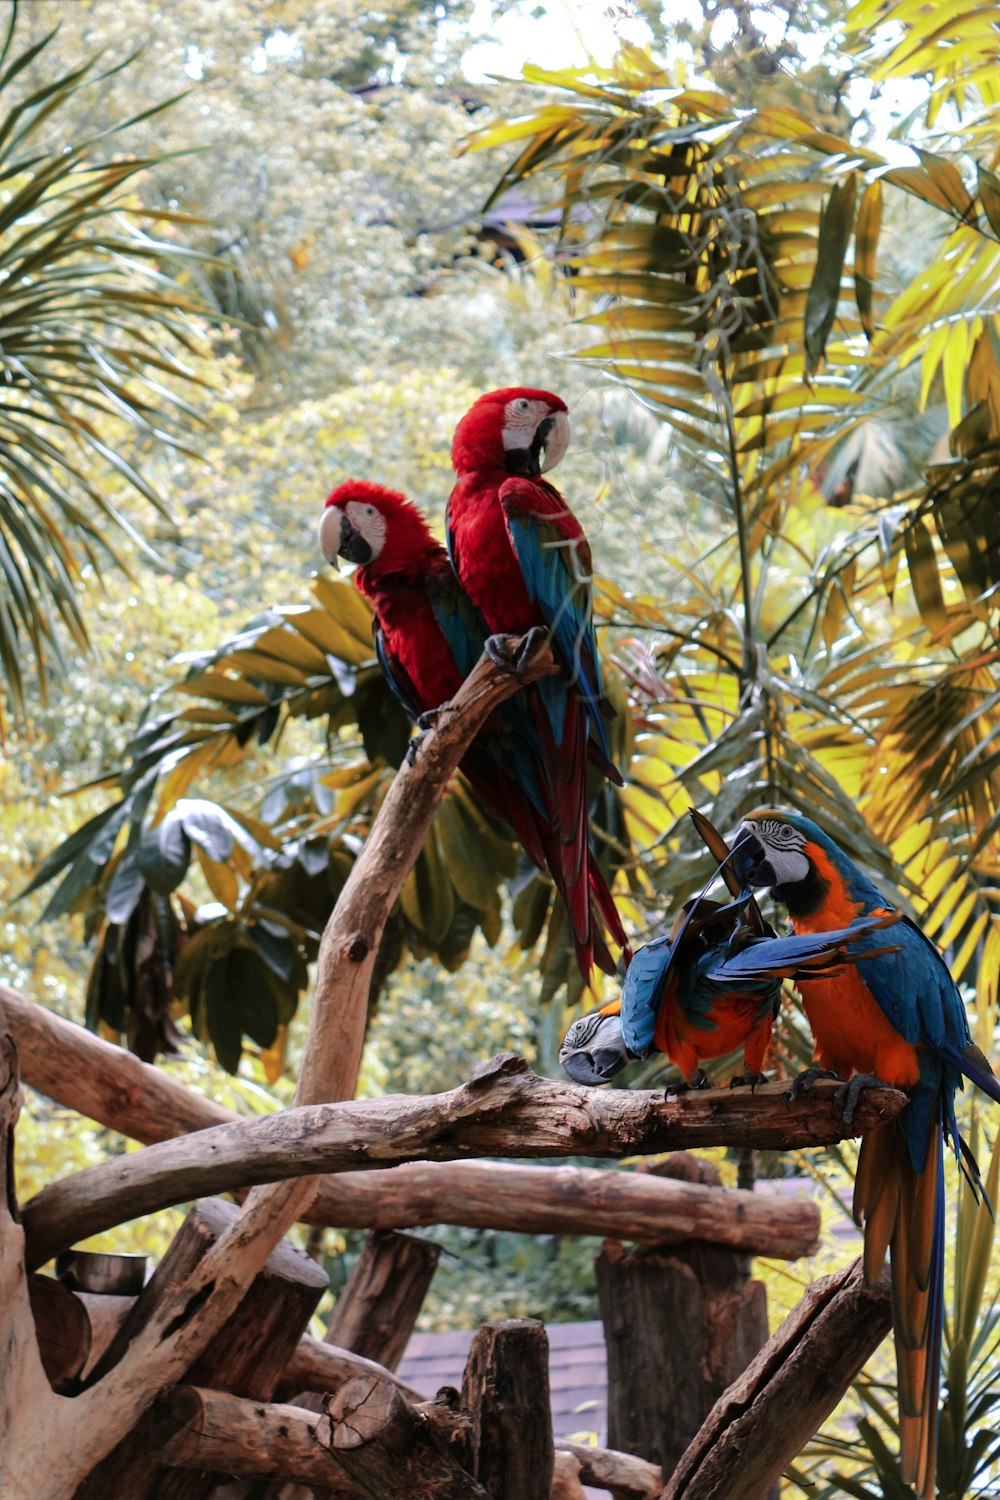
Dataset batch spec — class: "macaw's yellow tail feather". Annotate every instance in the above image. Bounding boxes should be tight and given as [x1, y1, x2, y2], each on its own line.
[855, 1123, 943, 1500]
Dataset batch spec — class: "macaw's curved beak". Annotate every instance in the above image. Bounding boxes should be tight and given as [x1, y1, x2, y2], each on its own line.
[559, 1010, 631, 1086]
[505, 409, 571, 480]
[317, 506, 372, 567]
[732, 825, 769, 888]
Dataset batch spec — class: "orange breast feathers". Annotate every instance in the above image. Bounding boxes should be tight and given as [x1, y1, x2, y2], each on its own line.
[789, 844, 920, 1087]
[653, 980, 773, 1081]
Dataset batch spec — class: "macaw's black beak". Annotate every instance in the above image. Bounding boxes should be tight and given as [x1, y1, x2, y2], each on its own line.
[337, 512, 373, 566]
[505, 414, 556, 479]
[732, 827, 771, 889]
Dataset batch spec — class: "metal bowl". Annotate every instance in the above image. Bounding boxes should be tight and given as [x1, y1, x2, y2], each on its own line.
[55, 1250, 148, 1296]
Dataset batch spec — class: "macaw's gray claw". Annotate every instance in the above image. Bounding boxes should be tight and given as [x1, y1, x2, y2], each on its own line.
[404, 730, 429, 768]
[485, 627, 549, 681]
[415, 706, 444, 732]
[666, 1066, 710, 1098]
[514, 624, 549, 672]
[833, 1072, 894, 1127]
[785, 1065, 841, 1108]
[730, 1067, 768, 1092]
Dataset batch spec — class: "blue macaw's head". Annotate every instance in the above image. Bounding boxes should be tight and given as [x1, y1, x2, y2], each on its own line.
[731, 808, 887, 919]
[560, 1003, 632, 1086]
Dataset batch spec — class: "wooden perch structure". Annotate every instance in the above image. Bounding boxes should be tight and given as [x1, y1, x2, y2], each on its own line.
[661, 1256, 893, 1499]
[21, 1058, 898, 1271]
[9, 974, 823, 1263]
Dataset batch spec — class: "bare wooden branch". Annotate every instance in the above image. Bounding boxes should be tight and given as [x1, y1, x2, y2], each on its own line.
[325, 1230, 441, 1372]
[153, 1386, 360, 1495]
[22, 1061, 898, 1272]
[6, 987, 821, 1261]
[77, 1199, 329, 1500]
[460, 1319, 554, 1500]
[660, 1257, 892, 1500]
[280, 1334, 425, 1404]
[28, 1273, 91, 1391]
[560, 1441, 661, 1499]
[553, 1450, 587, 1500]
[322, 1375, 493, 1499]
[0, 638, 561, 1499]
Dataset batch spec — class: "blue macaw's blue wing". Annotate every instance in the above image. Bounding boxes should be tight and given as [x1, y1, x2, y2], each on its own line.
[499, 477, 610, 758]
[708, 912, 901, 984]
[853, 916, 970, 1053]
[619, 931, 674, 1057]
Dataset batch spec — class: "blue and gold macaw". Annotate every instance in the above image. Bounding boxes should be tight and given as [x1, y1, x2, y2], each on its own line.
[561, 811, 898, 1089]
[734, 808, 1000, 1499]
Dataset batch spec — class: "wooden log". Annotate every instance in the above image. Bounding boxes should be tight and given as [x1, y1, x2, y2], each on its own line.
[660, 1257, 893, 1500]
[552, 1450, 586, 1500]
[29, 1273, 91, 1392]
[323, 1374, 493, 1498]
[460, 1319, 554, 1500]
[76, 1294, 133, 1378]
[4, 988, 820, 1261]
[153, 1386, 360, 1495]
[22, 1061, 899, 1273]
[281, 1334, 426, 1404]
[325, 1230, 441, 1372]
[1, 636, 563, 1500]
[597, 1153, 773, 1487]
[76, 1199, 328, 1500]
[560, 1440, 661, 1499]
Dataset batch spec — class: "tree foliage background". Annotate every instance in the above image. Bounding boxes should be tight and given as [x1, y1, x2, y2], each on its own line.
[10, 0, 1000, 1491]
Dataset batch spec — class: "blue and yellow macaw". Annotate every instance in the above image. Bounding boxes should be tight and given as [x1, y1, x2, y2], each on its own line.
[562, 810, 898, 1089]
[734, 808, 1000, 1498]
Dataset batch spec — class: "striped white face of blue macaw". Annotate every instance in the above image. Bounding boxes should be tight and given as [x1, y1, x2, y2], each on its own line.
[559, 1006, 631, 1086]
[735, 815, 811, 888]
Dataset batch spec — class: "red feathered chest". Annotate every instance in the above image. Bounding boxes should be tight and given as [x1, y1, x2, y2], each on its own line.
[446, 475, 543, 635]
[358, 567, 463, 713]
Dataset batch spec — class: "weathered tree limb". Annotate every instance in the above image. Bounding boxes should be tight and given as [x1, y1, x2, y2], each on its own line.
[552, 1450, 587, 1500]
[6, 985, 823, 1261]
[77, 1198, 330, 1500]
[153, 1386, 361, 1495]
[460, 1319, 554, 1500]
[321, 1375, 493, 1499]
[560, 1441, 661, 1499]
[324, 1229, 441, 1372]
[2, 639, 553, 1500]
[660, 1257, 892, 1500]
[28, 1273, 91, 1391]
[22, 1060, 898, 1272]
[280, 1334, 425, 1404]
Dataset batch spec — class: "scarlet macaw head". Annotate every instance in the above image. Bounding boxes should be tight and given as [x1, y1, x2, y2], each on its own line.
[451, 387, 570, 478]
[318, 480, 439, 575]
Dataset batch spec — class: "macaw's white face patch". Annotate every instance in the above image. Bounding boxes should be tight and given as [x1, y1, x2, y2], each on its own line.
[318, 497, 388, 567]
[502, 399, 570, 475]
[738, 817, 811, 887]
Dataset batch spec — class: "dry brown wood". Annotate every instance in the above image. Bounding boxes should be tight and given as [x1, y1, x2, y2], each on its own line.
[153, 1386, 361, 1495]
[323, 1374, 492, 1498]
[324, 1229, 441, 1372]
[552, 1451, 587, 1500]
[22, 1062, 898, 1272]
[280, 1334, 425, 1404]
[28, 1273, 91, 1392]
[660, 1256, 893, 1500]
[2, 640, 547, 1499]
[560, 1440, 661, 1499]
[460, 1319, 554, 1500]
[76, 1199, 330, 1500]
[6, 986, 823, 1262]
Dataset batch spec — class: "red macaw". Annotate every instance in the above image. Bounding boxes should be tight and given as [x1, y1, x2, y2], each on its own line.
[318, 479, 625, 977]
[734, 808, 1000, 1498]
[446, 387, 629, 977]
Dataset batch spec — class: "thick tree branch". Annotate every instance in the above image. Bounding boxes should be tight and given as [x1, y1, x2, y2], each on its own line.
[22, 1059, 898, 1272]
[2, 638, 556, 1499]
[660, 1257, 892, 1500]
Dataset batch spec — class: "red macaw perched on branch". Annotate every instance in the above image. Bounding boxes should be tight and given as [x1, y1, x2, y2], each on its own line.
[446, 387, 630, 977]
[318, 479, 626, 978]
[734, 809, 1000, 1499]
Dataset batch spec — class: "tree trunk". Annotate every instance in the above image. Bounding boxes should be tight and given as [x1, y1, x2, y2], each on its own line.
[325, 1230, 440, 1371]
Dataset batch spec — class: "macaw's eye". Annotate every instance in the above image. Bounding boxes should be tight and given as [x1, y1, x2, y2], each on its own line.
[365, 505, 375, 516]
[515, 398, 530, 412]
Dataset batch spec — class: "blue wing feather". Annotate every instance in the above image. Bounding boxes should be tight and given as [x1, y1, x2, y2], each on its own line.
[620, 932, 673, 1056]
